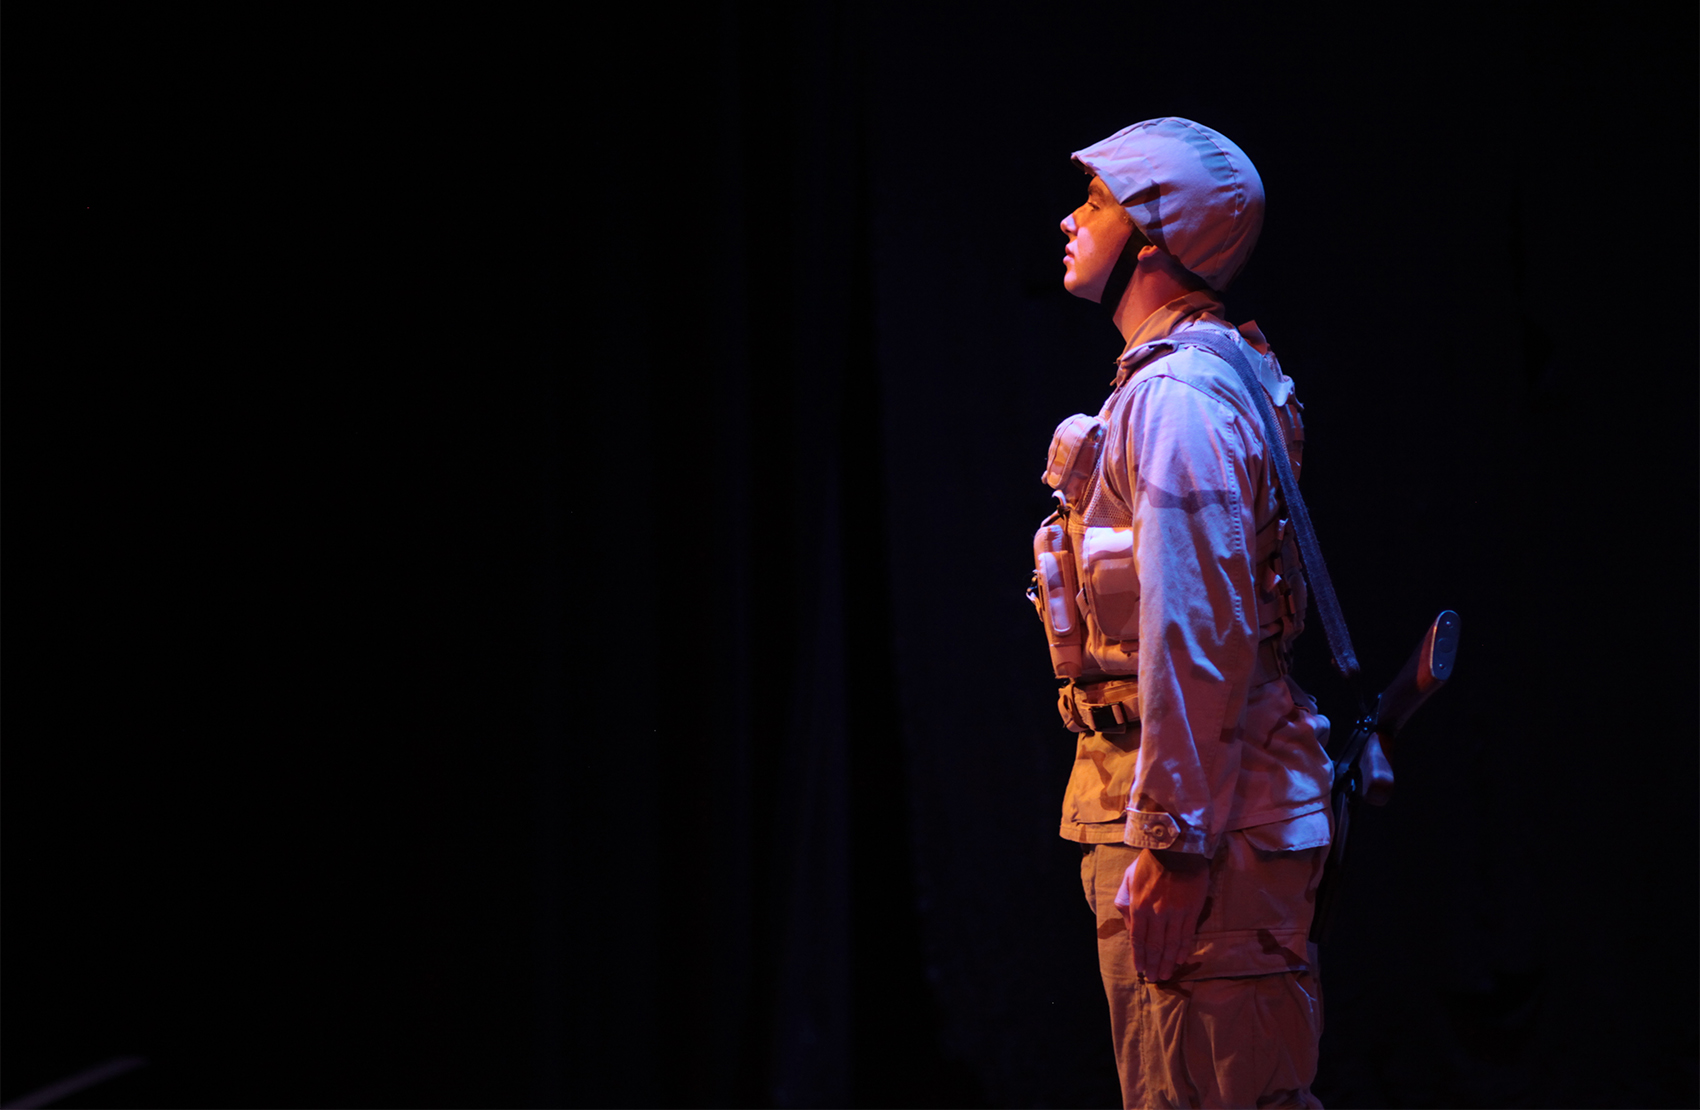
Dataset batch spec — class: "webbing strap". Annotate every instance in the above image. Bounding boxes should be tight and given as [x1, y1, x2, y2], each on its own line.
[1162, 329, 1361, 681]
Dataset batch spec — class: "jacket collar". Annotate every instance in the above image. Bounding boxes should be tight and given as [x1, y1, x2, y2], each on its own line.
[1112, 289, 1228, 385]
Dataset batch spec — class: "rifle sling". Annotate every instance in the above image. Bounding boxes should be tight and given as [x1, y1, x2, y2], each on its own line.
[1158, 329, 1361, 682]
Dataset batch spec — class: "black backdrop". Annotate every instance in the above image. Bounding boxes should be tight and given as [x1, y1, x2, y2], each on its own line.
[9, 5, 1697, 1108]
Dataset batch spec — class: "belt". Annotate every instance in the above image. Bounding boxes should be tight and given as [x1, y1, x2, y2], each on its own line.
[1058, 676, 1141, 734]
[1060, 638, 1288, 736]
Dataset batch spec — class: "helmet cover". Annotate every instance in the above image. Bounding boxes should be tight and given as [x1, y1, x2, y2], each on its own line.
[1071, 118, 1265, 291]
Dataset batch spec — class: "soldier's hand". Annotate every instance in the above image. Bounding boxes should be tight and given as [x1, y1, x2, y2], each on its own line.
[1357, 732, 1395, 806]
[1114, 848, 1210, 983]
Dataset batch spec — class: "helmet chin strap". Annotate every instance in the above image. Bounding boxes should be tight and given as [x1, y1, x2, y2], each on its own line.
[1099, 219, 1150, 319]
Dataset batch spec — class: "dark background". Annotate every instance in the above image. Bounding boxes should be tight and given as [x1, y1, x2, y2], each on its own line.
[9, 5, 1697, 1108]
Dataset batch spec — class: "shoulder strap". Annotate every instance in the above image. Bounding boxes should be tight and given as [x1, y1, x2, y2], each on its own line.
[1162, 329, 1361, 681]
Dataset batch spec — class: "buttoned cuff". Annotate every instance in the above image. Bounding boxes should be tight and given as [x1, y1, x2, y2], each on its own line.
[1123, 810, 1211, 855]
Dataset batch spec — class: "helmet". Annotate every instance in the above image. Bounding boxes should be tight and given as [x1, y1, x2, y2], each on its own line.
[1071, 118, 1265, 292]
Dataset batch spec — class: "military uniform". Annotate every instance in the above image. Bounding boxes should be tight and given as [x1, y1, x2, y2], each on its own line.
[1035, 117, 1334, 1107]
[1038, 288, 1333, 1108]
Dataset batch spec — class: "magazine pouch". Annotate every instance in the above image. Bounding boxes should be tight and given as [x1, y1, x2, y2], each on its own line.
[1030, 518, 1084, 679]
[1040, 414, 1104, 508]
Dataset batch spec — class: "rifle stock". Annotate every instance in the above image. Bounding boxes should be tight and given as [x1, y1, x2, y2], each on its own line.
[1331, 610, 1460, 782]
[1311, 610, 1461, 943]
[1375, 609, 1460, 736]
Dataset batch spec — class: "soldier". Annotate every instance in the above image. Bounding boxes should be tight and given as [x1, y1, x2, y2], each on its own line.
[1031, 118, 1335, 1108]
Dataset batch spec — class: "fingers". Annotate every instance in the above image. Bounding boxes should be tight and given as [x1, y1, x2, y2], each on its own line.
[1154, 911, 1177, 983]
[1131, 901, 1150, 979]
[1360, 733, 1395, 806]
[1127, 863, 1165, 982]
[1131, 908, 1182, 981]
[1124, 850, 1208, 983]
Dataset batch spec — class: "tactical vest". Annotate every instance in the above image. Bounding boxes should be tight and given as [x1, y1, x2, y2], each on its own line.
[1028, 328, 1309, 732]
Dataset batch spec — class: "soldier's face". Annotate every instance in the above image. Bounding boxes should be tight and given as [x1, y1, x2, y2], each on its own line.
[1061, 176, 1134, 304]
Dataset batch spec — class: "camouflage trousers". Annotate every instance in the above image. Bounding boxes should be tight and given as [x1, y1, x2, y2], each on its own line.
[1081, 842, 1325, 1109]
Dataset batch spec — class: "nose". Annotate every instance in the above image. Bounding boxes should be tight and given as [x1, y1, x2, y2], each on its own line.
[1060, 211, 1077, 236]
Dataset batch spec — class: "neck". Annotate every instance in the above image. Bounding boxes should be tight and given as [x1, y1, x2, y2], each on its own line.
[1107, 245, 1219, 341]
[1110, 268, 1206, 342]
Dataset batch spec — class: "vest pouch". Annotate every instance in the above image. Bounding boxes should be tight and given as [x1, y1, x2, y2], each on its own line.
[1032, 520, 1084, 679]
[1041, 414, 1105, 508]
[1079, 525, 1140, 648]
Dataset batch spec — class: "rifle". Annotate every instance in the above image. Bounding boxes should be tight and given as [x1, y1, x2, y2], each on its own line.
[1309, 609, 1462, 943]
[1159, 329, 1463, 943]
